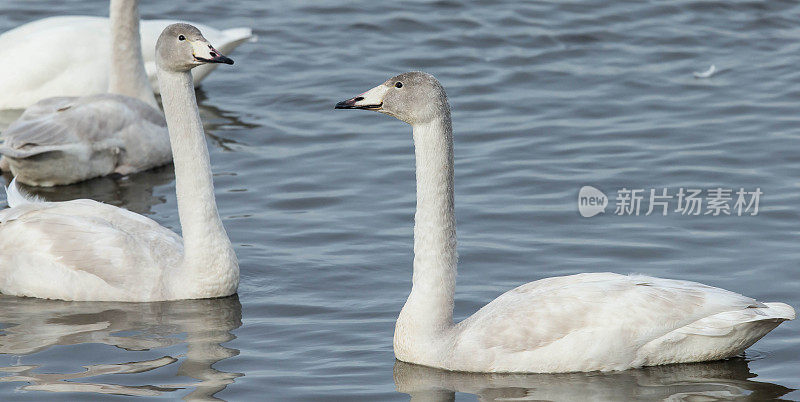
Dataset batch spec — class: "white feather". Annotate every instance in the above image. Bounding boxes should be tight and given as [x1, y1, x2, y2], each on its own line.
[694, 64, 717, 78]
[3, 177, 40, 208]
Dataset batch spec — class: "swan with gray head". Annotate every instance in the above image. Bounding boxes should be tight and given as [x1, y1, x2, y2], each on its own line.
[0, 23, 237, 302]
[335, 71, 795, 373]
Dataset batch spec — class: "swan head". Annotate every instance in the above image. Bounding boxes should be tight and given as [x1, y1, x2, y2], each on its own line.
[335, 72, 449, 125]
[156, 23, 234, 73]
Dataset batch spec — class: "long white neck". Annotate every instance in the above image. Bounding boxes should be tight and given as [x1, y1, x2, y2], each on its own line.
[108, 0, 158, 108]
[397, 113, 457, 337]
[156, 68, 238, 298]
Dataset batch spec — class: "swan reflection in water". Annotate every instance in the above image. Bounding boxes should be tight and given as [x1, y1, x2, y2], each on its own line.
[394, 359, 793, 401]
[0, 295, 242, 399]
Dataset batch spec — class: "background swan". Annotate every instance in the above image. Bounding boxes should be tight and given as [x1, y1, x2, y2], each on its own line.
[0, 23, 238, 301]
[0, 0, 172, 187]
[0, 14, 252, 110]
[335, 71, 795, 373]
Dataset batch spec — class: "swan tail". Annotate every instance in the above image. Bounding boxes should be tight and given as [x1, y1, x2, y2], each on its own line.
[222, 27, 256, 44]
[760, 302, 796, 321]
[635, 302, 794, 366]
[4, 177, 41, 208]
[671, 302, 794, 337]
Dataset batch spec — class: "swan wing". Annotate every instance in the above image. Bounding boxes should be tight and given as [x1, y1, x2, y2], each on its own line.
[0, 94, 169, 184]
[4, 94, 165, 146]
[0, 199, 182, 301]
[1, 97, 89, 155]
[450, 273, 789, 372]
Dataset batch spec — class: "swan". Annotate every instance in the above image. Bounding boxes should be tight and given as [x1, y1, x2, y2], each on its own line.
[0, 0, 172, 187]
[335, 71, 795, 373]
[0, 13, 252, 109]
[0, 23, 238, 302]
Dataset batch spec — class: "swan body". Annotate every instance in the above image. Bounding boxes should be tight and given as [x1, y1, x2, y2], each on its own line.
[0, 0, 171, 186]
[0, 94, 170, 186]
[419, 273, 793, 373]
[0, 188, 183, 301]
[335, 71, 795, 373]
[0, 24, 238, 302]
[0, 16, 252, 109]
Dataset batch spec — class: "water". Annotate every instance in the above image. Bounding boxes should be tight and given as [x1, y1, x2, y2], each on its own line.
[0, 0, 798, 400]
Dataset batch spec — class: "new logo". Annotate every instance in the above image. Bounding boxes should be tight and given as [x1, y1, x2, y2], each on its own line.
[578, 186, 608, 218]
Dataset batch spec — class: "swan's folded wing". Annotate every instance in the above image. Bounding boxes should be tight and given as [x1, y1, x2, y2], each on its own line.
[0, 199, 182, 298]
[1, 95, 163, 158]
[1, 97, 81, 153]
[451, 273, 761, 370]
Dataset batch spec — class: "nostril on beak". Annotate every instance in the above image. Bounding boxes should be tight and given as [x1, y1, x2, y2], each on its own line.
[354, 97, 364, 102]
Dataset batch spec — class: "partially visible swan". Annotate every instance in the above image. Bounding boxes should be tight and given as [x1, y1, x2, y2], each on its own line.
[0, 23, 238, 301]
[0, 0, 171, 186]
[335, 71, 795, 373]
[0, 15, 252, 109]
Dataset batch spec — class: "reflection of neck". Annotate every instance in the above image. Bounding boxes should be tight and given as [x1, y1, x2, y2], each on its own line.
[108, 0, 158, 108]
[156, 67, 238, 299]
[180, 322, 241, 399]
[396, 112, 457, 340]
[178, 297, 244, 400]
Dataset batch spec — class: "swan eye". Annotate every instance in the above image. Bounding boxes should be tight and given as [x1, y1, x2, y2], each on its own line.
[178, 35, 186, 41]
[395, 82, 403, 88]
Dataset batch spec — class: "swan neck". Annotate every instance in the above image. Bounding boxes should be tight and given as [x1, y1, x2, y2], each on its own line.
[400, 114, 457, 333]
[108, 0, 158, 108]
[156, 68, 237, 295]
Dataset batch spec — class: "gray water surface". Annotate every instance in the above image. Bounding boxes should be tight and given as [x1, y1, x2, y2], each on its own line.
[0, 0, 798, 400]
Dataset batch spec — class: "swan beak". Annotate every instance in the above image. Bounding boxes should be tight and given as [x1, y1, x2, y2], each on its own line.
[192, 40, 234, 65]
[335, 84, 388, 110]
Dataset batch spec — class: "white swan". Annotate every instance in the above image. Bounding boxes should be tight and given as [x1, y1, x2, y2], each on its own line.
[335, 71, 795, 373]
[0, 13, 252, 110]
[0, 23, 238, 302]
[0, 0, 172, 187]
